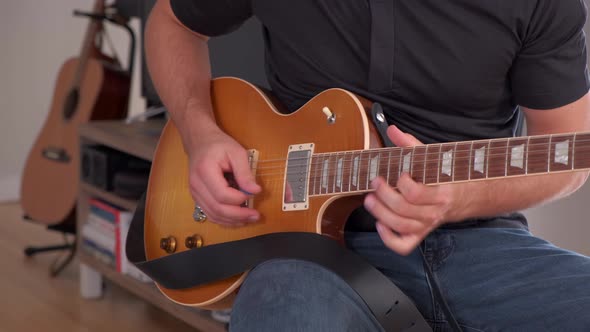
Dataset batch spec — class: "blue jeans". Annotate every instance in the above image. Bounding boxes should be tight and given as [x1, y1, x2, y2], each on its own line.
[229, 227, 590, 331]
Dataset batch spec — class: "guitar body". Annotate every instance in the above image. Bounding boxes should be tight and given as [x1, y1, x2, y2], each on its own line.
[20, 57, 130, 224]
[145, 77, 383, 308]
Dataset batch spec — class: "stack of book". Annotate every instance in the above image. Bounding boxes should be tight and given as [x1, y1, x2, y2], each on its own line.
[81, 198, 151, 283]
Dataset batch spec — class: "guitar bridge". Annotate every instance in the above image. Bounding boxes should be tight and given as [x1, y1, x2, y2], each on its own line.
[244, 149, 258, 208]
[225, 149, 259, 208]
[42, 147, 70, 163]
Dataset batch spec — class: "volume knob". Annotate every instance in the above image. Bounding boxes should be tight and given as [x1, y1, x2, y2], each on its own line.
[185, 234, 204, 249]
[160, 236, 177, 254]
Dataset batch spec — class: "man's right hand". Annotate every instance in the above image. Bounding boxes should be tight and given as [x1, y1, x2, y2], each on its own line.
[186, 127, 262, 227]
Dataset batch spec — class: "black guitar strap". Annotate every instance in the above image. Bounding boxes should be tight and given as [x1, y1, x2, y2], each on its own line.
[126, 194, 431, 332]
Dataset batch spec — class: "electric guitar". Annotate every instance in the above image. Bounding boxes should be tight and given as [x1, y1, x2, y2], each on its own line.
[21, 0, 130, 224]
[144, 76, 590, 309]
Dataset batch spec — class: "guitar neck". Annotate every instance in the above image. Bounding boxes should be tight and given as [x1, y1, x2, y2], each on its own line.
[308, 132, 590, 196]
[72, 0, 105, 88]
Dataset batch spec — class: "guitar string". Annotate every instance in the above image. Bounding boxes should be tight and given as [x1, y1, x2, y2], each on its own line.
[251, 138, 589, 164]
[250, 146, 590, 178]
[250, 155, 590, 184]
[249, 137, 589, 169]
[252, 161, 590, 185]
[247, 161, 590, 196]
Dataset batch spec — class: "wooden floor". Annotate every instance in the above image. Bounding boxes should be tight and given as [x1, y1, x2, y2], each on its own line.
[0, 202, 198, 332]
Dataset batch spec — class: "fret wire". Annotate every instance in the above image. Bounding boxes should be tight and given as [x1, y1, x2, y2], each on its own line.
[348, 152, 354, 192]
[525, 136, 530, 175]
[312, 155, 318, 195]
[410, 146, 415, 177]
[436, 145, 441, 184]
[364, 151, 369, 190]
[319, 155, 324, 194]
[423, 147, 427, 184]
[339, 153, 344, 193]
[319, 154, 324, 195]
[325, 154, 330, 194]
[354, 151, 359, 192]
[332, 153, 337, 194]
[468, 141, 474, 180]
[386, 149, 392, 185]
[319, 155, 329, 195]
[398, 148, 403, 183]
[452, 142, 457, 182]
[486, 140, 491, 179]
[328, 153, 338, 194]
[322, 154, 327, 194]
[326, 153, 331, 194]
[504, 138, 509, 177]
[354, 152, 358, 191]
[362, 151, 367, 191]
[573, 133, 577, 170]
[322, 154, 328, 195]
[547, 134, 552, 173]
[332, 154, 337, 194]
[356, 151, 361, 191]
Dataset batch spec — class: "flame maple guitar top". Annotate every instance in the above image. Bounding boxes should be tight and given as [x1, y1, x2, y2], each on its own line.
[145, 77, 383, 309]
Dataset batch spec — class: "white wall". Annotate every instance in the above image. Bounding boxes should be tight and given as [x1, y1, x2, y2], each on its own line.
[0, 0, 144, 201]
[1, 1, 589, 254]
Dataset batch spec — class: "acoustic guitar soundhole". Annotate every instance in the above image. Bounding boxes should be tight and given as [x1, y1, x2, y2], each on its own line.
[63, 89, 80, 120]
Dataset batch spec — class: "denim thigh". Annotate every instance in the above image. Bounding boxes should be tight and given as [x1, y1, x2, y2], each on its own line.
[229, 228, 590, 331]
[345, 228, 590, 331]
[432, 227, 590, 332]
[229, 258, 384, 332]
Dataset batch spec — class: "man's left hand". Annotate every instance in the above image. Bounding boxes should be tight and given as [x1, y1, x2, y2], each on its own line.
[363, 125, 462, 256]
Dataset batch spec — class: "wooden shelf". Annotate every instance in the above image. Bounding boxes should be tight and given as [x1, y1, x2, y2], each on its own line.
[79, 119, 166, 161]
[77, 119, 226, 331]
[80, 182, 137, 211]
[79, 252, 225, 332]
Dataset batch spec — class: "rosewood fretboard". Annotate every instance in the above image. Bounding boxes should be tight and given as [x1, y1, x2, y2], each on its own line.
[307, 132, 590, 196]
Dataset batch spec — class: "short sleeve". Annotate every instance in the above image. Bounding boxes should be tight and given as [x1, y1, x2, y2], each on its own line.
[510, 0, 590, 109]
[169, 0, 252, 37]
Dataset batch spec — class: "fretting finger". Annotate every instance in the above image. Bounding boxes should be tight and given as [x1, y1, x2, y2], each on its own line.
[375, 222, 426, 256]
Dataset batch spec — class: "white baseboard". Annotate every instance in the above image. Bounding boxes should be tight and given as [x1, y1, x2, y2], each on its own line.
[0, 174, 20, 202]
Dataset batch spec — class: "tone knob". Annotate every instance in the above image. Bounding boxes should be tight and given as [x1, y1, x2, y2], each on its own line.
[160, 236, 177, 254]
[185, 234, 204, 249]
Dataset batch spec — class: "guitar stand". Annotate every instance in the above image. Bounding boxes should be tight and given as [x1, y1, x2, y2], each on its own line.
[73, 9, 136, 77]
[23, 214, 77, 277]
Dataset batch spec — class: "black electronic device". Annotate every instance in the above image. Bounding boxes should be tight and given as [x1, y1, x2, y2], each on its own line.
[81, 144, 150, 191]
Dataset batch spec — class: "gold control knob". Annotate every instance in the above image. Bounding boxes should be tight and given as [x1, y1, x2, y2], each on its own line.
[185, 234, 204, 249]
[160, 236, 177, 254]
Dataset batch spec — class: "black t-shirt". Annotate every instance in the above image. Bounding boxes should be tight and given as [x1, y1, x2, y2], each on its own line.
[171, 0, 589, 144]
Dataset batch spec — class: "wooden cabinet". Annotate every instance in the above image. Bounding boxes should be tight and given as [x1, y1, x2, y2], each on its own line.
[77, 119, 225, 332]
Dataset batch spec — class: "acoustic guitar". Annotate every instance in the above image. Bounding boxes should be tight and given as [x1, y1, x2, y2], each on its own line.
[21, 0, 130, 224]
[144, 76, 590, 309]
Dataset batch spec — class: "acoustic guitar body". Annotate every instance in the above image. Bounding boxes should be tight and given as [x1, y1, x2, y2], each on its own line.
[145, 77, 381, 309]
[20, 57, 130, 224]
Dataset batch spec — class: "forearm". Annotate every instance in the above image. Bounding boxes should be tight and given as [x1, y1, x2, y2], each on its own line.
[144, 0, 218, 151]
[448, 171, 589, 223]
[450, 94, 590, 222]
